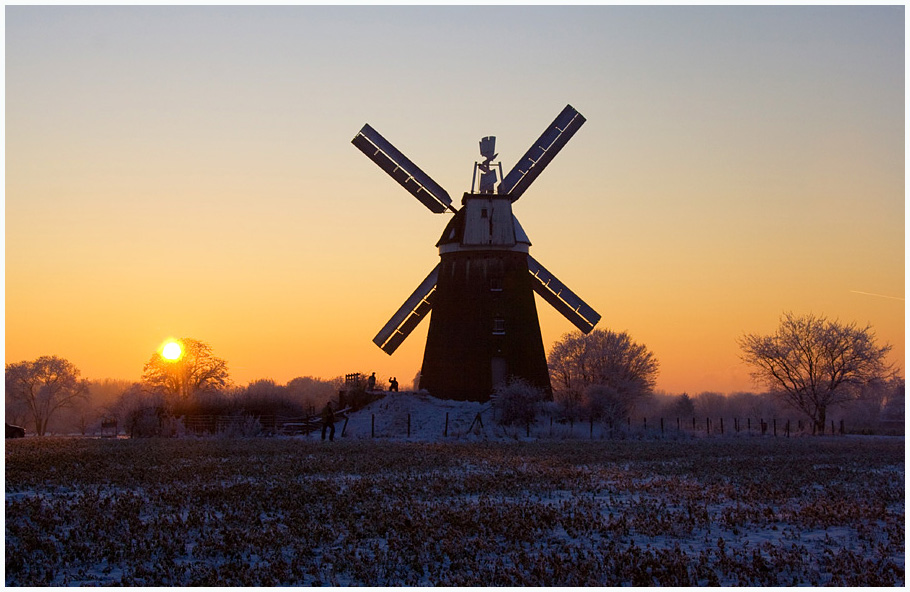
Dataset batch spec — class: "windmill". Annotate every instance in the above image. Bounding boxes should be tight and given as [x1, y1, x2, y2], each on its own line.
[352, 104, 601, 402]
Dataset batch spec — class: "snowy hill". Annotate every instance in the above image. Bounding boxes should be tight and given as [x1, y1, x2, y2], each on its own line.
[339, 391, 493, 441]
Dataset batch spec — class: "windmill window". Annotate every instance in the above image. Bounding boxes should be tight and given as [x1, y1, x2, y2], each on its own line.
[492, 317, 506, 335]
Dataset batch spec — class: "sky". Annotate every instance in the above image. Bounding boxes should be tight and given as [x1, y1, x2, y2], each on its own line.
[5, 6, 905, 394]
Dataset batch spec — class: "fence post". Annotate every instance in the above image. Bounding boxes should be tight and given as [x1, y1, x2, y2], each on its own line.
[644, 417, 647, 431]
[676, 417, 680, 432]
[407, 413, 411, 438]
[527, 420, 530, 438]
[590, 417, 594, 439]
[661, 417, 664, 436]
[720, 418, 724, 435]
[748, 418, 751, 433]
[342, 417, 349, 437]
[444, 412, 449, 437]
[371, 414, 375, 438]
[692, 417, 696, 430]
[840, 419, 845, 435]
[831, 420, 835, 435]
[786, 420, 790, 437]
[706, 418, 711, 434]
[773, 418, 777, 437]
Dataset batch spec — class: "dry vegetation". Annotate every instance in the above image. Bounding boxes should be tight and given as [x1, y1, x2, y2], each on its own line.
[5, 437, 904, 586]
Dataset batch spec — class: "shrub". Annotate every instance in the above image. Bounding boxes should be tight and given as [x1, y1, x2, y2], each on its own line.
[493, 378, 545, 426]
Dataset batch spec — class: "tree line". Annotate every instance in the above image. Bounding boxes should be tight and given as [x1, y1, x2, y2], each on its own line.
[6, 313, 903, 436]
[5, 339, 343, 436]
[495, 313, 901, 434]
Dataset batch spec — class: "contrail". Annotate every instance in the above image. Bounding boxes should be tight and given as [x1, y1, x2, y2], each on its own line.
[849, 290, 904, 301]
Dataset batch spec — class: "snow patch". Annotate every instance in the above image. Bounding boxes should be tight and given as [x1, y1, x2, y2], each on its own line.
[338, 392, 492, 440]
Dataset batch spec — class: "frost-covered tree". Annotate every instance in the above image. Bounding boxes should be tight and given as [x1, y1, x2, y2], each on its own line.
[738, 312, 894, 434]
[582, 384, 634, 424]
[548, 329, 659, 420]
[5, 355, 90, 436]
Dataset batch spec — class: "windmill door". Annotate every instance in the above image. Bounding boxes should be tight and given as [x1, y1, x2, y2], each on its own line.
[491, 357, 508, 389]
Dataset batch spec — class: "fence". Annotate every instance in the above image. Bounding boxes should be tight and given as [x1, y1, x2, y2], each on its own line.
[171, 411, 851, 439]
[588, 416, 849, 438]
[351, 412, 851, 440]
[181, 411, 350, 437]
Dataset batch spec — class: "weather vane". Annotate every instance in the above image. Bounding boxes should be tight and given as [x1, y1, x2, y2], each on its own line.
[473, 136, 503, 194]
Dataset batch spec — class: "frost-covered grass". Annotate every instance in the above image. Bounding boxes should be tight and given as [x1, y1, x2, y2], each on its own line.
[5, 437, 904, 586]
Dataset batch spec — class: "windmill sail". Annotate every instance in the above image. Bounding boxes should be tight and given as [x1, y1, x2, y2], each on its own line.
[498, 104, 586, 201]
[352, 124, 453, 213]
[373, 264, 439, 354]
[527, 255, 600, 334]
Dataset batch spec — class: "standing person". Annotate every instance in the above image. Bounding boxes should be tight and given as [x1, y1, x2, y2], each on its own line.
[321, 401, 336, 442]
[389, 377, 399, 392]
[367, 372, 376, 391]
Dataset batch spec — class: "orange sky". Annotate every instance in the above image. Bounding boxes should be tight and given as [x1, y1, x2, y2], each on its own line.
[5, 7, 905, 394]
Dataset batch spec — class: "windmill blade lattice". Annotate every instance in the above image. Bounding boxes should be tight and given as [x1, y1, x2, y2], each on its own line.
[352, 124, 454, 213]
[527, 255, 601, 333]
[372, 264, 439, 355]
[498, 104, 586, 201]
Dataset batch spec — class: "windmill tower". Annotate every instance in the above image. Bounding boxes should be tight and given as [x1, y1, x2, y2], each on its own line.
[352, 105, 601, 402]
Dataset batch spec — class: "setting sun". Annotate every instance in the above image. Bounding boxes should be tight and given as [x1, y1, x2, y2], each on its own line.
[162, 341, 182, 361]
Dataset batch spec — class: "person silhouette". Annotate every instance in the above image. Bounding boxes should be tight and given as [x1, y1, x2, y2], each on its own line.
[389, 377, 399, 392]
[321, 402, 336, 441]
[367, 372, 376, 391]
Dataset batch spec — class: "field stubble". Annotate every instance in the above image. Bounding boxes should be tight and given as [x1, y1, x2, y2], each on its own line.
[5, 436, 904, 586]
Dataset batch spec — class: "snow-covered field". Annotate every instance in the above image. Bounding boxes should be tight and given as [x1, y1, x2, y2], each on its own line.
[5, 396, 905, 586]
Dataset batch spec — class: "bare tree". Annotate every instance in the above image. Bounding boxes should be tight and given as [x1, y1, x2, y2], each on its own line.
[5, 356, 90, 436]
[141, 338, 230, 399]
[738, 312, 894, 434]
[548, 329, 659, 421]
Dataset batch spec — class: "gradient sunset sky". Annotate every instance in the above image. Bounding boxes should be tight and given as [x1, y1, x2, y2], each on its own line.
[6, 6, 905, 394]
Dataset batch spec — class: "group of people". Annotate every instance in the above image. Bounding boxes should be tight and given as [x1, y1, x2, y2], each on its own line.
[320, 372, 402, 442]
[366, 372, 399, 392]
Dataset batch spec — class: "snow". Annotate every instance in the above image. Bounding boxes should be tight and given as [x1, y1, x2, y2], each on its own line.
[5, 398, 904, 586]
[338, 391, 491, 440]
[331, 391, 644, 441]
